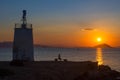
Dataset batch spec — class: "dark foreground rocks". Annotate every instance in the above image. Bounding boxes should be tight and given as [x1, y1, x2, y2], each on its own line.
[0, 61, 120, 80]
[75, 65, 120, 80]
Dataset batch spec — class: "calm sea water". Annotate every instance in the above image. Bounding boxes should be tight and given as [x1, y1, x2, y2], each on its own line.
[0, 47, 120, 71]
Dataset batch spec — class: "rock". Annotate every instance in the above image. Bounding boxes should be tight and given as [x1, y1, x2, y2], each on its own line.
[0, 68, 14, 79]
[10, 60, 24, 66]
[98, 65, 111, 71]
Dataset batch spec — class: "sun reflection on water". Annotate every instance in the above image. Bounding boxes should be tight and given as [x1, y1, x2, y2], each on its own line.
[96, 48, 103, 65]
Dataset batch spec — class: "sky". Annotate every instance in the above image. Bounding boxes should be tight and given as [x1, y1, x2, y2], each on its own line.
[0, 0, 120, 47]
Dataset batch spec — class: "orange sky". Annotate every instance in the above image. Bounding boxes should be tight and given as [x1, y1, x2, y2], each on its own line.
[32, 21, 119, 47]
[1, 18, 120, 47]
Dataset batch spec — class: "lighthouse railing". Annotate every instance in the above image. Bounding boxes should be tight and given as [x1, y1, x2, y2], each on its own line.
[15, 23, 32, 29]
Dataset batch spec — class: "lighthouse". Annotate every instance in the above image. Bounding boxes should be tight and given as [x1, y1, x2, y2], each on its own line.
[12, 10, 34, 61]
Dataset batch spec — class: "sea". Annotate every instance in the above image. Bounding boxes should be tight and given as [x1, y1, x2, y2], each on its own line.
[0, 47, 120, 71]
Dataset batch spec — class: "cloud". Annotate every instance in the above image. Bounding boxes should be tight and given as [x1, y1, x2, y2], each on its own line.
[81, 28, 97, 31]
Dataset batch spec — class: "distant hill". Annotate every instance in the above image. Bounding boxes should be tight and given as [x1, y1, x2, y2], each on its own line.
[0, 42, 52, 48]
[0, 42, 113, 48]
[34, 44, 53, 48]
[0, 42, 53, 48]
[94, 43, 112, 48]
[0, 42, 13, 48]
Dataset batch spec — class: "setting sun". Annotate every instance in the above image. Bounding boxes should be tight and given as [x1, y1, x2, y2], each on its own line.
[97, 37, 102, 42]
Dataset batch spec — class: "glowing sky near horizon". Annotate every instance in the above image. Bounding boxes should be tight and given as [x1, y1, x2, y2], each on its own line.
[0, 0, 120, 47]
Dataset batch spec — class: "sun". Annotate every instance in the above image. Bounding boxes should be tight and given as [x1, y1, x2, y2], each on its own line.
[97, 37, 102, 42]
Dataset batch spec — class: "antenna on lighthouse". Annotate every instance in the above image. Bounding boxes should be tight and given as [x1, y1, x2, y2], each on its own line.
[22, 10, 27, 28]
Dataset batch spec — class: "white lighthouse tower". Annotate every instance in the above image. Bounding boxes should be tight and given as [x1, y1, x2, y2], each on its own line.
[13, 10, 34, 61]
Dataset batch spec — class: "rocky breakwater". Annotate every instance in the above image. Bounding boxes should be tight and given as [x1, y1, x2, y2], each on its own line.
[0, 61, 119, 80]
